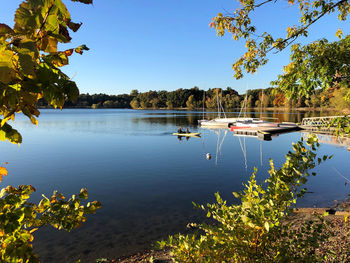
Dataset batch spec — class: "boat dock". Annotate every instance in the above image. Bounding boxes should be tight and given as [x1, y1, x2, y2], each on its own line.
[233, 124, 301, 140]
[201, 116, 347, 141]
[298, 116, 344, 135]
[298, 125, 337, 134]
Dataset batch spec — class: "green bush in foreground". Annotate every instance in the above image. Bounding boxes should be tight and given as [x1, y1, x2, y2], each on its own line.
[0, 1, 101, 262]
[158, 136, 334, 262]
[327, 115, 350, 137]
[0, 172, 101, 263]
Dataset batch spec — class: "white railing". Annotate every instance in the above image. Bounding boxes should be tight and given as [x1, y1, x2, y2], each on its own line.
[301, 116, 344, 126]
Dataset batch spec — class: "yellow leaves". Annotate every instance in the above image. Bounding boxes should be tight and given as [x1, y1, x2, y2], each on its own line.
[283, 62, 294, 74]
[288, 0, 295, 5]
[0, 166, 8, 183]
[38, 35, 58, 53]
[51, 53, 69, 67]
[29, 115, 38, 126]
[29, 228, 38, 234]
[286, 26, 297, 38]
[0, 49, 18, 84]
[0, 166, 7, 175]
[209, 20, 215, 28]
[243, 50, 257, 60]
[0, 0, 90, 137]
[335, 28, 343, 39]
[74, 44, 89, 55]
[37, 196, 51, 213]
[2, 241, 7, 249]
[64, 48, 74, 57]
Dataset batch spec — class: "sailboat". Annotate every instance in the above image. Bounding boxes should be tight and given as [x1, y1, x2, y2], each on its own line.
[198, 91, 208, 124]
[230, 89, 273, 130]
[201, 90, 260, 128]
[200, 89, 231, 127]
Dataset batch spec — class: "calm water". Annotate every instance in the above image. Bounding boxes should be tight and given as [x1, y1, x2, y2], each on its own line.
[1, 109, 349, 262]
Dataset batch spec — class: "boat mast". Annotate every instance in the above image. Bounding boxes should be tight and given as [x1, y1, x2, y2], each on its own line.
[202, 91, 205, 120]
[244, 93, 247, 118]
[261, 89, 263, 119]
[217, 89, 220, 118]
[219, 90, 227, 119]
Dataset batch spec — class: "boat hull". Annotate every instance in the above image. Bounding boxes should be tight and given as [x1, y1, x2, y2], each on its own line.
[173, 132, 201, 137]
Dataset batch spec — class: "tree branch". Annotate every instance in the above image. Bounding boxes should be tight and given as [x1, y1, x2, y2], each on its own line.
[267, 0, 348, 53]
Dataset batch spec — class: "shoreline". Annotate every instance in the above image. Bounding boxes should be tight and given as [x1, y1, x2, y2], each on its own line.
[37, 106, 349, 113]
[110, 201, 350, 263]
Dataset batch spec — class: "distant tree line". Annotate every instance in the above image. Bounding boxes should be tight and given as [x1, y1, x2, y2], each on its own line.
[37, 86, 350, 110]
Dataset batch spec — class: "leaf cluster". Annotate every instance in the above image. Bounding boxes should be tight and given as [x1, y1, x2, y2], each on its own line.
[158, 136, 334, 262]
[0, 2, 103, 262]
[0, 0, 92, 144]
[0, 167, 101, 263]
[272, 36, 350, 99]
[327, 115, 350, 136]
[210, 0, 350, 82]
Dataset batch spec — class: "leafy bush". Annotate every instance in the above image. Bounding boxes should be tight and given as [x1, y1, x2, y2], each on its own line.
[327, 115, 350, 137]
[0, 166, 101, 262]
[0, 1, 101, 262]
[158, 136, 334, 262]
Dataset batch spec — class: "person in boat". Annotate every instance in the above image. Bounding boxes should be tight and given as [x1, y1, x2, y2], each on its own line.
[185, 128, 190, 133]
[177, 126, 184, 134]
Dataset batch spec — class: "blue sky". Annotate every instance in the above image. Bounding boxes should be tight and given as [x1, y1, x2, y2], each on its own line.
[1, 0, 349, 95]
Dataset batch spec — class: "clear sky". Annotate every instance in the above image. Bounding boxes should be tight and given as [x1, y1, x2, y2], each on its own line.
[1, 0, 349, 95]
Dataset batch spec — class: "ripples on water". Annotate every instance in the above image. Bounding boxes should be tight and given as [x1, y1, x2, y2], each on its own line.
[1, 109, 349, 262]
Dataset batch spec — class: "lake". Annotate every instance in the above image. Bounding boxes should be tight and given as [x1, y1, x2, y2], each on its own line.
[1, 109, 349, 262]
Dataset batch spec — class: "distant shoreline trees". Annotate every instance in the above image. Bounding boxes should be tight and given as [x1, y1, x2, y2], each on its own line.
[38, 86, 350, 111]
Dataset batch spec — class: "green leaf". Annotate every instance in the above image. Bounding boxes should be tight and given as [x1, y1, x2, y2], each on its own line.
[264, 221, 270, 232]
[74, 44, 89, 55]
[0, 23, 14, 36]
[0, 49, 17, 84]
[19, 40, 38, 59]
[0, 122, 22, 144]
[19, 53, 35, 76]
[78, 188, 88, 199]
[14, 0, 42, 33]
[38, 36, 58, 53]
[232, 192, 240, 198]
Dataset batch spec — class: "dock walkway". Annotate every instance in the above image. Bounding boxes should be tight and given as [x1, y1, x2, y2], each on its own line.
[203, 116, 347, 140]
[233, 124, 300, 140]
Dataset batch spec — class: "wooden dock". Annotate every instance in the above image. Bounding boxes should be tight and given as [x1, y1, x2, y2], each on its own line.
[202, 116, 348, 140]
[233, 124, 301, 140]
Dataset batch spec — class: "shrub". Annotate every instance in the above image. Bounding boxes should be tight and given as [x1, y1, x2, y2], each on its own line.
[158, 136, 333, 262]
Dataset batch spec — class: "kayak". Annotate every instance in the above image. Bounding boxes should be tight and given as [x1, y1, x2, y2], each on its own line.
[173, 132, 200, 137]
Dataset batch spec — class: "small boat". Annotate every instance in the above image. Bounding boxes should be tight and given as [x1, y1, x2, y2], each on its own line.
[230, 119, 265, 129]
[173, 132, 200, 137]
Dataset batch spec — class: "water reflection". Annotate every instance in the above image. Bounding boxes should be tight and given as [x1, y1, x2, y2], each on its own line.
[301, 132, 350, 148]
[1, 109, 348, 263]
[131, 109, 343, 127]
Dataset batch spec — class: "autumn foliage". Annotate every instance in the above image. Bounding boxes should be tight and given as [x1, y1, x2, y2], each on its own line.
[0, 0, 90, 144]
[0, 1, 101, 262]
